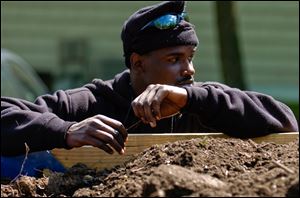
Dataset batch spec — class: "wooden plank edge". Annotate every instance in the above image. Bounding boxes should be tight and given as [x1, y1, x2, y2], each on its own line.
[51, 132, 299, 169]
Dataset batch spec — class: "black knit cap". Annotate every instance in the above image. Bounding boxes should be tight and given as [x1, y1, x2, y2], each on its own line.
[121, 1, 199, 68]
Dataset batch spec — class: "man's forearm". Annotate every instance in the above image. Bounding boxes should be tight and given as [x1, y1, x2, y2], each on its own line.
[183, 85, 298, 137]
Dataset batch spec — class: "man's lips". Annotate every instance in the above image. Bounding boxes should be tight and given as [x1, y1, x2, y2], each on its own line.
[177, 78, 194, 86]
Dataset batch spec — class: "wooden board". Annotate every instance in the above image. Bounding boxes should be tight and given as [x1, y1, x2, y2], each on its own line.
[51, 132, 299, 170]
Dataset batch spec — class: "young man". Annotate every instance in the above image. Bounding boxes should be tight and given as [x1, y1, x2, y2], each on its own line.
[1, 1, 298, 177]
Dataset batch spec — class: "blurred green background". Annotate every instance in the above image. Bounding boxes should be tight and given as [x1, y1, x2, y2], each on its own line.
[1, 1, 299, 121]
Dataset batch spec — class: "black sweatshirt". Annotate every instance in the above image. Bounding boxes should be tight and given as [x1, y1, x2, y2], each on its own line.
[1, 70, 298, 156]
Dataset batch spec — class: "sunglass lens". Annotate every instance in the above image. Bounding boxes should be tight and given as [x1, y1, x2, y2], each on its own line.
[154, 15, 177, 29]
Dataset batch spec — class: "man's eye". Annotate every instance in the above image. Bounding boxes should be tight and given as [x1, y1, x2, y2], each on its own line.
[168, 57, 178, 63]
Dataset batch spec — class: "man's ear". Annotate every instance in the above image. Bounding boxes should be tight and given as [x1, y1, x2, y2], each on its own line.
[130, 52, 144, 73]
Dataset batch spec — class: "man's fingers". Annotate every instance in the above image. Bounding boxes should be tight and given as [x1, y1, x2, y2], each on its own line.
[66, 115, 128, 152]
[112, 129, 125, 148]
[132, 90, 149, 123]
[91, 119, 125, 148]
[132, 85, 162, 127]
[151, 86, 170, 120]
[94, 115, 127, 144]
[131, 84, 187, 125]
[91, 130, 125, 155]
[143, 86, 160, 127]
[81, 135, 114, 154]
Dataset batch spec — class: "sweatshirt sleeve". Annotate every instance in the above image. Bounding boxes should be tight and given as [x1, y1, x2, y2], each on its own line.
[1, 87, 97, 156]
[182, 82, 298, 138]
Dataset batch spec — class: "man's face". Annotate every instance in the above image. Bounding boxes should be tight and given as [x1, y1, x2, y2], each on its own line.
[138, 45, 197, 87]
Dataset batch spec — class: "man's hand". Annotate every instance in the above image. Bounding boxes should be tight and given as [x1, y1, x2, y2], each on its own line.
[131, 84, 188, 127]
[66, 115, 127, 155]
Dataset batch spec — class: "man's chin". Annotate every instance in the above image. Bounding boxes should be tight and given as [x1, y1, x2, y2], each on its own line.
[177, 83, 194, 88]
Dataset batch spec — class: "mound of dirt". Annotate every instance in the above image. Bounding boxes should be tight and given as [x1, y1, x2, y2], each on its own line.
[1, 137, 299, 197]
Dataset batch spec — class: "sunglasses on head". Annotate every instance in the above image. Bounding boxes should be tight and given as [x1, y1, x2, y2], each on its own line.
[140, 12, 189, 31]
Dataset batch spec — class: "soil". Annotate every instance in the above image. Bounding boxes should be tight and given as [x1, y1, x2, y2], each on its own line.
[1, 137, 299, 197]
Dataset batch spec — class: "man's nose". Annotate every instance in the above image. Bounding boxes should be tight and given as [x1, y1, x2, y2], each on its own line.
[181, 61, 195, 76]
